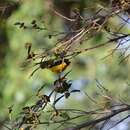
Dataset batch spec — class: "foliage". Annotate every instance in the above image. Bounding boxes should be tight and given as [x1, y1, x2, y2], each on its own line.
[1, 0, 130, 130]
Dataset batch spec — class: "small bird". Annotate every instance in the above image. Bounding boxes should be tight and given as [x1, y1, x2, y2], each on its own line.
[30, 59, 71, 76]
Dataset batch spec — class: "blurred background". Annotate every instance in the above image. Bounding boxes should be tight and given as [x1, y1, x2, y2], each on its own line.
[0, 0, 130, 130]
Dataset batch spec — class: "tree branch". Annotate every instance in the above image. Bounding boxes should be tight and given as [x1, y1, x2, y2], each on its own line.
[65, 105, 130, 130]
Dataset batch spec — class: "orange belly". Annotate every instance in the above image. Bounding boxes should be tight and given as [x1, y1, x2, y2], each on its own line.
[49, 62, 68, 73]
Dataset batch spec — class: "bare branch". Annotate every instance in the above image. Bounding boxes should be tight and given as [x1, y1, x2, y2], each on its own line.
[65, 106, 130, 130]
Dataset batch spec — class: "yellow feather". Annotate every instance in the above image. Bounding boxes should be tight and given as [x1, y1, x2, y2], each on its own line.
[49, 62, 68, 73]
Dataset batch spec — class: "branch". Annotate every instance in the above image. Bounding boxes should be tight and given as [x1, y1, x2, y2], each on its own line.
[106, 115, 130, 130]
[65, 105, 130, 130]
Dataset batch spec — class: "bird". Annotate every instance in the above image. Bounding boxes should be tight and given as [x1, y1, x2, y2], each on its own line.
[30, 58, 71, 76]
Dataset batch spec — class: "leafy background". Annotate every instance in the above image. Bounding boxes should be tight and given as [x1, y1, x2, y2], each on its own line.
[0, 0, 130, 130]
